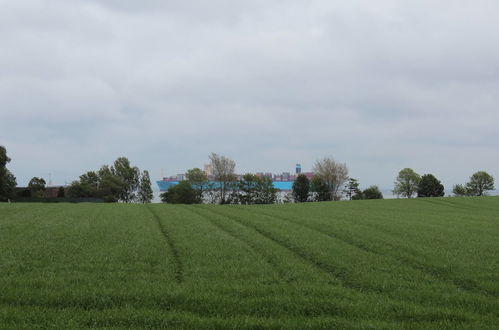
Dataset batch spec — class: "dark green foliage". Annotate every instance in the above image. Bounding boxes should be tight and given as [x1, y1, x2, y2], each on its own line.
[393, 168, 421, 198]
[67, 157, 147, 202]
[417, 174, 445, 197]
[344, 178, 361, 200]
[453, 171, 495, 197]
[0, 146, 17, 201]
[113, 157, 140, 203]
[15, 188, 31, 198]
[97, 165, 124, 202]
[186, 168, 209, 201]
[352, 190, 364, 200]
[310, 176, 331, 202]
[137, 170, 153, 203]
[362, 185, 383, 199]
[237, 174, 279, 205]
[57, 186, 65, 198]
[237, 173, 259, 204]
[253, 176, 279, 204]
[466, 171, 494, 196]
[160, 181, 198, 204]
[452, 184, 469, 197]
[292, 174, 310, 202]
[28, 177, 46, 198]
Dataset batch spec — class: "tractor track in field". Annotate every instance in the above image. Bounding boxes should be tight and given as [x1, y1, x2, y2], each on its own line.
[244, 208, 499, 299]
[198, 206, 369, 292]
[239, 208, 382, 256]
[419, 198, 499, 214]
[145, 205, 183, 284]
[184, 206, 288, 281]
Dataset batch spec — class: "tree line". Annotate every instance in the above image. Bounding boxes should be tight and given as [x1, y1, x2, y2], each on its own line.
[67, 157, 153, 203]
[0, 145, 496, 204]
[161, 153, 383, 204]
[393, 168, 495, 198]
[0, 145, 153, 203]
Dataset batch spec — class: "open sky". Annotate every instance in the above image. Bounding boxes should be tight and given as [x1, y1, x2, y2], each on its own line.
[1, 0, 498, 189]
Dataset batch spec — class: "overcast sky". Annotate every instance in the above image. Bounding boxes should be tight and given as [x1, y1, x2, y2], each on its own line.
[1, 0, 498, 190]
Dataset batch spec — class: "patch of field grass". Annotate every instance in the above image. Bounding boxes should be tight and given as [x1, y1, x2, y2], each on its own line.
[0, 197, 498, 328]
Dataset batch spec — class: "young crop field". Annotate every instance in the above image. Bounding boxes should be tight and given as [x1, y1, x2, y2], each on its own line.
[1, 197, 498, 329]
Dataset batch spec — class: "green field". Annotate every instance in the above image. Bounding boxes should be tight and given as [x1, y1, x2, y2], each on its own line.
[1, 198, 499, 329]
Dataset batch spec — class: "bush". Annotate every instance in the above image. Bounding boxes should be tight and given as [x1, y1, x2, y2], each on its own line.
[160, 181, 199, 204]
[292, 174, 310, 203]
[362, 186, 383, 199]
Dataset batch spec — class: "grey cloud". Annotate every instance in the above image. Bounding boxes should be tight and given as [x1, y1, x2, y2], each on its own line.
[1, 0, 498, 190]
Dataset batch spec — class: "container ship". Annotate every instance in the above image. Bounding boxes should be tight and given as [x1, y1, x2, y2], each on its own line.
[157, 164, 313, 192]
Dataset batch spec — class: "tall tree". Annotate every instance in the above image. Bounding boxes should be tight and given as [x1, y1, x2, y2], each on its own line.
[292, 174, 310, 203]
[237, 173, 259, 205]
[254, 176, 279, 204]
[137, 170, 153, 203]
[28, 177, 46, 198]
[344, 178, 361, 200]
[362, 186, 383, 199]
[113, 157, 140, 203]
[98, 165, 124, 202]
[313, 157, 348, 200]
[417, 174, 445, 197]
[0, 146, 17, 201]
[466, 171, 495, 196]
[393, 168, 421, 198]
[310, 176, 331, 202]
[208, 152, 236, 204]
[452, 184, 469, 197]
[186, 168, 209, 203]
[160, 181, 198, 204]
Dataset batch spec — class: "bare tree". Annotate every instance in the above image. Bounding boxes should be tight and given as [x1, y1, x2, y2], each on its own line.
[208, 152, 236, 204]
[313, 157, 349, 200]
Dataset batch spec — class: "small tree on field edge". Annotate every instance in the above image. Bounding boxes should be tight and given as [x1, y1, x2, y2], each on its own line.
[417, 174, 445, 197]
[292, 174, 310, 203]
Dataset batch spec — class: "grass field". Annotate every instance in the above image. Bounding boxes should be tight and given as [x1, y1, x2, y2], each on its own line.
[1, 197, 498, 329]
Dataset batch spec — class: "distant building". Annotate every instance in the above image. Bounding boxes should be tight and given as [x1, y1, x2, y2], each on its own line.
[203, 164, 213, 176]
[157, 163, 309, 192]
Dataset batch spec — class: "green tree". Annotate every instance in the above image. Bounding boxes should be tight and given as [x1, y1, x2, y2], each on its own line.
[28, 177, 46, 198]
[237, 173, 259, 204]
[113, 157, 140, 203]
[452, 184, 469, 197]
[78, 171, 100, 197]
[310, 176, 331, 202]
[417, 174, 445, 197]
[208, 153, 236, 204]
[236, 174, 278, 204]
[254, 176, 279, 204]
[0, 146, 17, 201]
[137, 170, 153, 203]
[186, 168, 209, 202]
[313, 157, 348, 200]
[80, 171, 99, 188]
[393, 168, 421, 198]
[97, 165, 124, 202]
[344, 178, 361, 200]
[466, 171, 495, 196]
[160, 181, 198, 204]
[292, 174, 310, 203]
[362, 186, 383, 199]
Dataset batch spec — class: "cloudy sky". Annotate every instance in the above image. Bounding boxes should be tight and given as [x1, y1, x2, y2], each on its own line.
[1, 0, 498, 190]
